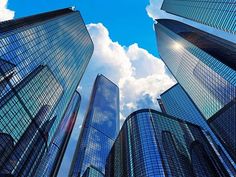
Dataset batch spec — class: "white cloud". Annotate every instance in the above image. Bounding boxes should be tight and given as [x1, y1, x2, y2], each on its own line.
[146, 0, 236, 43]
[80, 23, 175, 124]
[0, 0, 14, 22]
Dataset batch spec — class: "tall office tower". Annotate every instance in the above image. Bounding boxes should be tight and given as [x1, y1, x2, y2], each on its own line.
[82, 166, 104, 177]
[36, 91, 81, 177]
[159, 84, 236, 174]
[160, 84, 211, 126]
[105, 109, 230, 177]
[155, 19, 236, 163]
[0, 8, 93, 176]
[69, 74, 120, 177]
[161, 0, 236, 34]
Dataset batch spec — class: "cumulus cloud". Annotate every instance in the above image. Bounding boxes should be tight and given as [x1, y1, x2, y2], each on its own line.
[0, 0, 14, 22]
[79, 23, 175, 124]
[146, 0, 236, 42]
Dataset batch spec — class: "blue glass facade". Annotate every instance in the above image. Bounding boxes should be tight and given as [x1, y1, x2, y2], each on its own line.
[160, 84, 208, 125]
[160, 84, 236, 174]
[0, 59, 15, 95]
[0, 8, 93, 176]
[161, 0, 236, 34]
[105, 109, 230, 177]
[69, 74, 120, 177]
[35, 91, 81, 177]
[155, 19, 236, 163]
[82, 166, 104, 177]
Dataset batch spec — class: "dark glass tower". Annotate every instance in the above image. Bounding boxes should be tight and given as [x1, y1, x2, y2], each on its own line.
[69, 74, 120, 177]
[159, 84, 236, 174]
[155, 19, 236, 162]
[0, 8, 93, 176]
[82, 166, 104, 177]
[36, 91, 81, 177]
[105, 109, 230, 177]
[161, 0, 236, 34]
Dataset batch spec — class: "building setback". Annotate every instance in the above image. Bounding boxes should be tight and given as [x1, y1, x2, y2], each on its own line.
[105, 109, 231, 177]
[69, 74, 120, 177]
[161, 0, 236, 34]
[155, 19, 236, 162]
[35, 91, 81, 177]
[0, 8, 93, 176]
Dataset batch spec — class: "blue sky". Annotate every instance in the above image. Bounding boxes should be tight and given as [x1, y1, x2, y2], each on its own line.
[8, 0, 158, 56]
[2, 0, 236, 176]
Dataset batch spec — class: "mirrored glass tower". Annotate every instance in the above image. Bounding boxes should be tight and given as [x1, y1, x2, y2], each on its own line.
[159, 84, 236, 174]
[69, 74, 120, 177]
[161, 0, 236, 34]
[155, 19, 236, 162]
[0, 8, 93, 176]
[106, 109, 230, 177]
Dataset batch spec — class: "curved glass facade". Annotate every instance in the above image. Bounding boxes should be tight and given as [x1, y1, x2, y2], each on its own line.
[155, 19, 236, 163]
[161, 0, 236, 34]
[70, 75, 119, 177]
[0, 8, 93, 176]
[105, 109, 230, 177]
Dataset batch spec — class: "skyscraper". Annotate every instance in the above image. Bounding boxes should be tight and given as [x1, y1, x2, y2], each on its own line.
[0, 8, 93, 176]
[69, 74, 120, 177]
[155, 19, 236, 162]
[159, 84, 236, 174]
[161, 0, 236, 34]
[82, 166, 104, 177]
[36, 91, 81, 177]
[105, 109, 231, 177]
[160, 84, 208, 125]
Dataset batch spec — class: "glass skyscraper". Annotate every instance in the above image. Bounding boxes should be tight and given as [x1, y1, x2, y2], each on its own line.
[161, 0, 236, 34]
[155, 19, 236, 162]
[69, 74, 120, 177]
[36, 91, 81, 177]
[82, 166, 104, 177]
[105, 109, 230, 177]
[0, 8, 93, 176]
[159, 84, 236, 174]
[160, 84, 210, 126]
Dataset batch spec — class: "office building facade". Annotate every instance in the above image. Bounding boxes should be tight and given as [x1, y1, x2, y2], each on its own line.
[160, 84, 209, 126]
[161, 0, 236, 34]
[36, 91, 81, 177]
[0, 8, 93, 176]
[106, 109, 230, 177]
[69, 75, 120, 177]
[159, 84, 236, 174]
[82, 166, 104, 177]
[155, 19, 236, 162]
